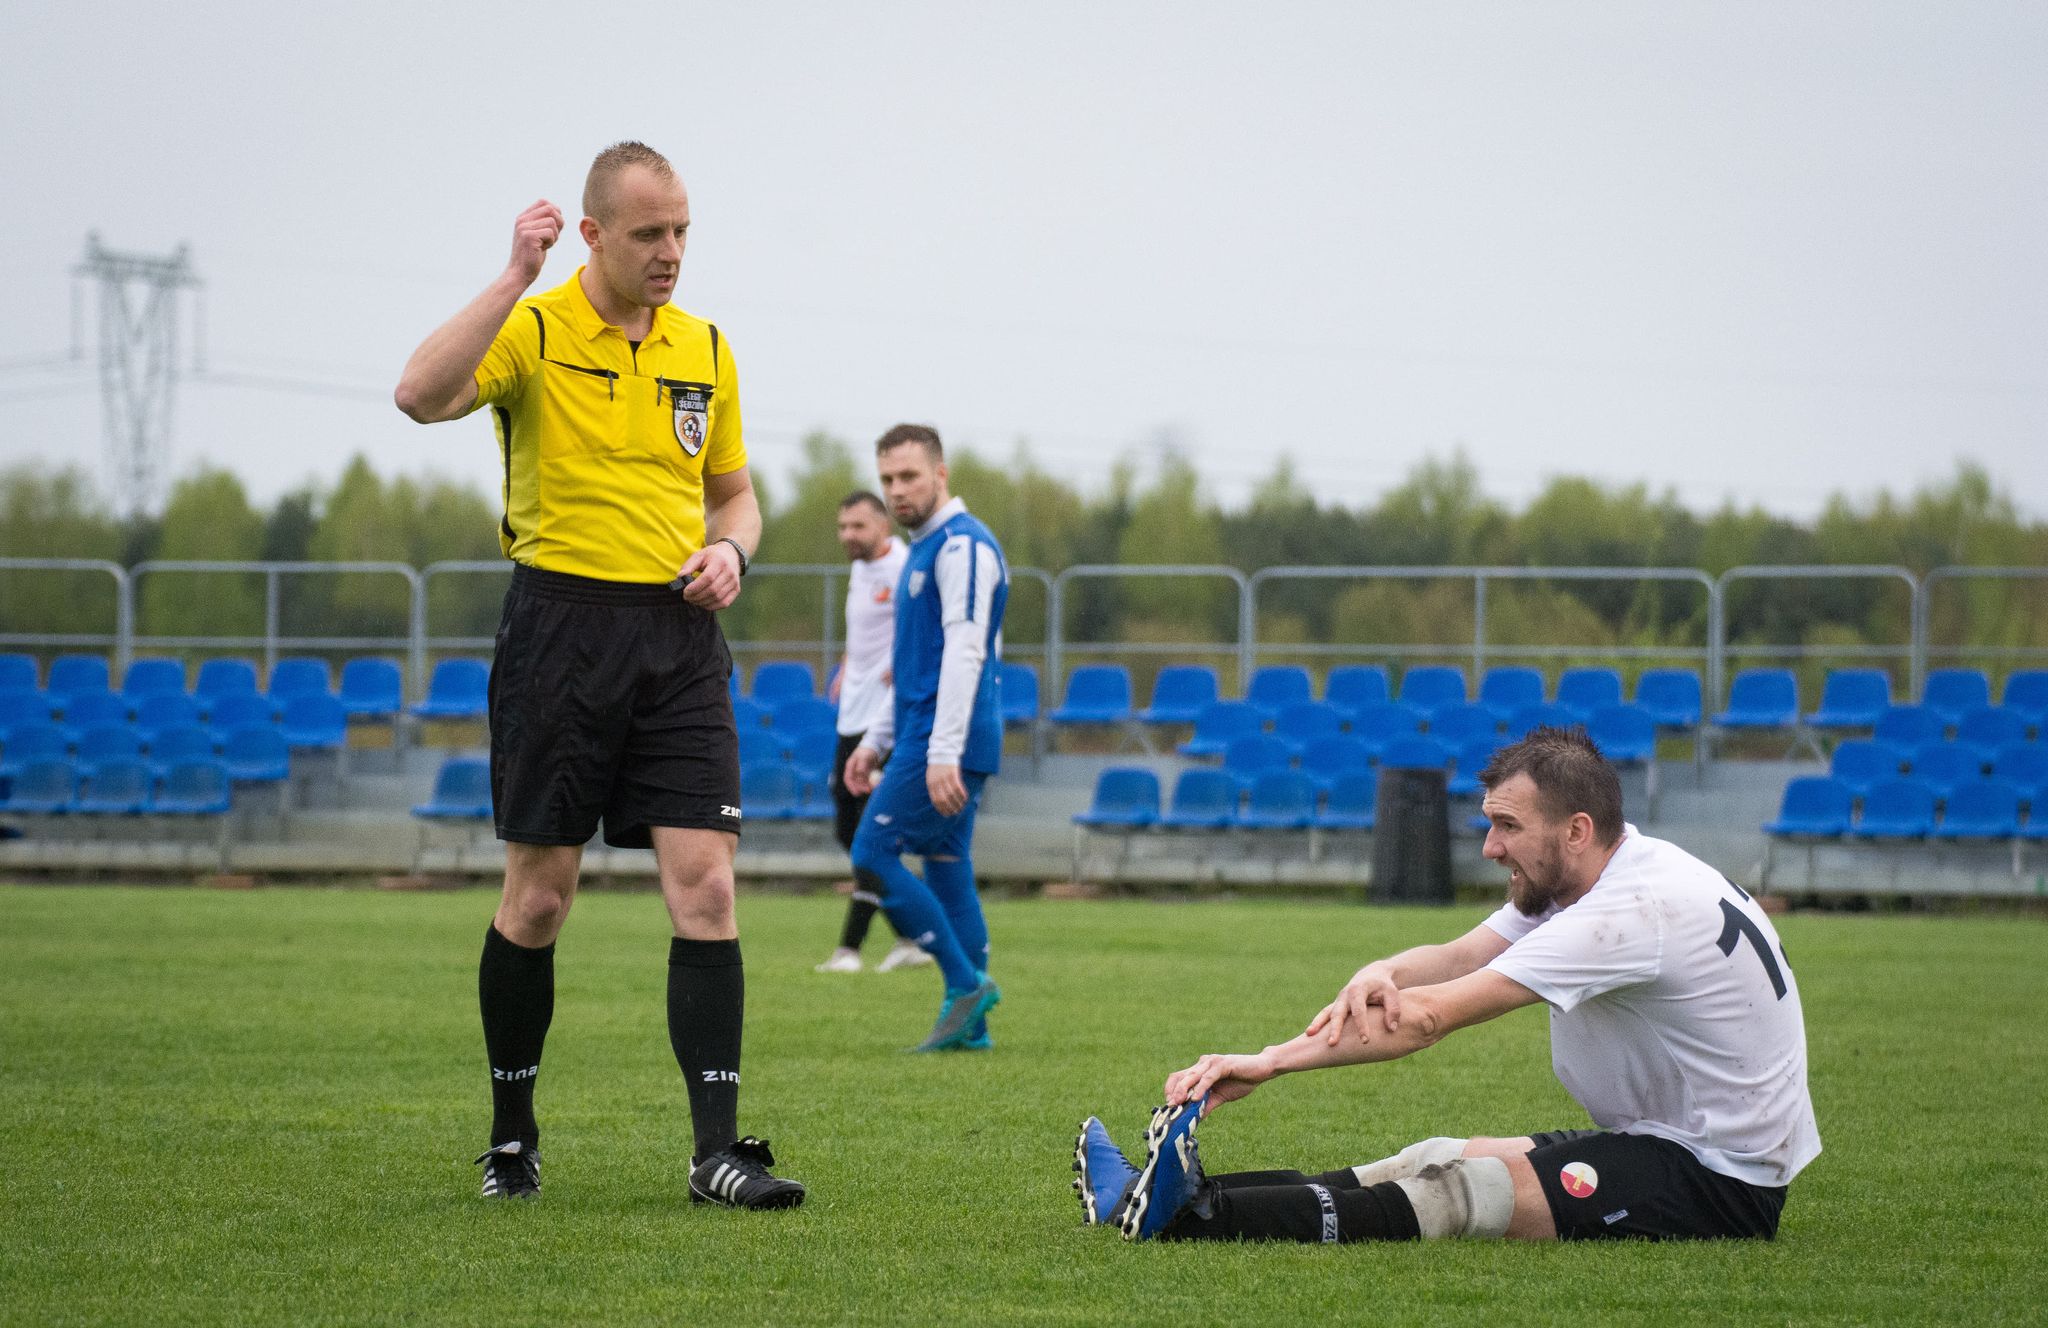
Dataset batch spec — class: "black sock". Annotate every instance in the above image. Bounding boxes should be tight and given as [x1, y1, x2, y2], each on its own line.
[838, 892, 882, 951]
[1210, 1168, 1362, 1192]
[667, 937, 743, 1159]
[479, 925, 554, 1148]
[1162, 1180, 1419, 1243]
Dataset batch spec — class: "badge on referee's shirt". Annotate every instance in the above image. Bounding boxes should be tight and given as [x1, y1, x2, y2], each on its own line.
[663, 381, 712, 457]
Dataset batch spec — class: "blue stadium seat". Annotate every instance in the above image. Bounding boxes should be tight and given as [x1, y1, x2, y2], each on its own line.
[1933, 779, 2023, 840]
[76, 724, 144, 766]
[1237, 771, 1317, 830]
[1447, 735, 1502, 796]
[413, 757, 493, 820]
[1379, 734, 1452, 771]
[1989, 742, 2048, 792]
[732, 696, 771, 731]
[0, 689, 53, 735]
[1397, 666, 1467, 718]
[194, 659, 260, 718]
[750, 660, 817, 706]
[279, 694, 348, 751]
[1633, 669, 1703, 729]
[791, 772, 836, 822]
[738, 728, 785, 771]
[1349, 701, 1428, 758]
[1161, 768, 1239, 829]
[1854, 778, 1936, 839]
[1139, 665, 1220, 725]
[1714, 669, 1799, 729]
[786, 726, 838, 786]
[208, 693, 279, 737]
[1222, 733, 1292, 787]
[2002, 670, 2048, 726]
[1324, 665, 1390, 718]
[1874, 704, 1943, 751]
[1177, 701, 1260, 758]
[338, 658, 404, 719]
[1426, 702, 1498, 748]
[60, 690, 131, 732]
[121, 658, 188, 703]
[77, 758, 153, 815]
[1555, 668, 1623, 725]
[1272, 701, 1344, 755]
[1504, 702, 1581, 741]
[729, 668, 741, 699]
[1477, 667, 1545, 725]
[1829, 739, 1906, 797]
[1905, 743, 1985, 799]
[3, 758, 77, 815]
[1804, 668, 1892, 729]
[1073, 767, 1161, 829]
[1299, 735, 1372, 793]
[148, 724, 218, 777]
[134, 694, 202, 742]
[46, 655, 111, 707]
[1764, 776, 1853, 837]
[1316, 769, 1379, 831]
[1921, 669, 1990, 727]
[410, 659, 490, 719]
[771, 697, 839, 742]
[1244, 666, 1313, 722]
[1587, 704, 1657, 766]
[0, 722, 67, 778]
[1049, 665, 1135, 725]
[219, 725, 291, 785]
[267, 657, 334, 705]
[739, 763, 803, 821]
[1000, 661, 1041, 725]
[155, 760, 233, 817]
[1955, 706, 2026, 755]
[0, 654, 39, 693]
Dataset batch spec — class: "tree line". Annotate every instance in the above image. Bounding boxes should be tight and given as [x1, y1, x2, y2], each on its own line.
[1, 442, 2042, 687]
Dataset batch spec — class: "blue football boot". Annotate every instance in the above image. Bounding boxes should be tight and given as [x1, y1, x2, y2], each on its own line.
[1071, 1116, 1140, 1225]
[1119, 1098, 1207, 1241]
[912, 974, 1001, 1052]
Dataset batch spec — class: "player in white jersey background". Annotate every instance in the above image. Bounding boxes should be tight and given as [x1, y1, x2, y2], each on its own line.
[815, 492, 928, 974]
[1075, 727, 1820, 1245]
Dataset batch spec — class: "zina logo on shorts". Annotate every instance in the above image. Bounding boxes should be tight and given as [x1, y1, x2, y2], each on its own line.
[721, 805, 742, 819]
[1559, 1161, 1599, 1199]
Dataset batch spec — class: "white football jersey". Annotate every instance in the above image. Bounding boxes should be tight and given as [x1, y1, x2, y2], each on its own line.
[836, 537, 907, 737]
[1484, 825, 1822, 1188]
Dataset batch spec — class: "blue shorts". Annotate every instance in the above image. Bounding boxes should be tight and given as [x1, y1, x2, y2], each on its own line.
[856, 758, 988, 858]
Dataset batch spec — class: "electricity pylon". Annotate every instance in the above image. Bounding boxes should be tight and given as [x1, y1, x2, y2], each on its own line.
[73, 233, 202, 517]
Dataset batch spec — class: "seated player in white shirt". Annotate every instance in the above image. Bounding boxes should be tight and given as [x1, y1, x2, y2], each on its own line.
[1075, 726, 1821, 1244]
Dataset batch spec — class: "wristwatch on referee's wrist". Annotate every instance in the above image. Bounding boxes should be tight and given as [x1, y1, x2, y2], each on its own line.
[713, 536, 750, 576]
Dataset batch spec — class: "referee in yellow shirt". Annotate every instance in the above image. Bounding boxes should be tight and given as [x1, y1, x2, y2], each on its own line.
[396, 141, 801, 1209]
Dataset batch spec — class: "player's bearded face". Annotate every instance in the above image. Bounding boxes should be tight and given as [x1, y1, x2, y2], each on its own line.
[837, 507, 887, 560]
[878, 446, 947, 529]
[1505, 832, 1569, 915]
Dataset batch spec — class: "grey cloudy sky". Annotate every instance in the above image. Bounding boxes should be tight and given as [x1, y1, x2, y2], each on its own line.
[3, 1, 2043, 521]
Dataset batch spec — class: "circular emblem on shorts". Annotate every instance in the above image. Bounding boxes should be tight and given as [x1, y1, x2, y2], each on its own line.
[1559, 1161, 1599, 1199]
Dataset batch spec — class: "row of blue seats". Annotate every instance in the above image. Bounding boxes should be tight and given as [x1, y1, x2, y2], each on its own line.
[1767, 775, 2048, 841]
[0, 722, 310, 782]
[2, 757, 252, 816]
[733, 659, 1044, 728]
[1177, 698, 1657, 765]
[0, 655, 493, 724]
[0, 695, 351, 753]
[1723, 667, 2048, 732]
[1077, 766, 1382, 833]
[1828, 737, 2048, 798]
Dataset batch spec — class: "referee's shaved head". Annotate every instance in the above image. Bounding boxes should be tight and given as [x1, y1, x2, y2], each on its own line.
[584, 141, 678, 223]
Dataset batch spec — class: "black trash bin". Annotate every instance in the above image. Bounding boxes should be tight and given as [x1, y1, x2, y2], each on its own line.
[1371, 765, 1453, 904]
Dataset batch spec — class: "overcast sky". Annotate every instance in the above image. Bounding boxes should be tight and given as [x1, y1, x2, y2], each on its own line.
[3, 1, 2043, 523]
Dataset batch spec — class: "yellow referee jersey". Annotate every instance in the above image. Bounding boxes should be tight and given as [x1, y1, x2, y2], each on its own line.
[470, 269, 747, 583]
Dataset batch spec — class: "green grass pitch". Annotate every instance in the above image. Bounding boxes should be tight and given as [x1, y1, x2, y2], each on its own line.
[5, 884, 2045, 1325]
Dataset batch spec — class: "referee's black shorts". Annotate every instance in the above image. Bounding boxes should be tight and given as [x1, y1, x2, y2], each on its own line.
[1526, 1129, 1788, 1241]
[489, 564, 741, 849]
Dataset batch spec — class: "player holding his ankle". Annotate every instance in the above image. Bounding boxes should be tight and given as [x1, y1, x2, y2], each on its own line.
[1078, 727, 1819, 1244]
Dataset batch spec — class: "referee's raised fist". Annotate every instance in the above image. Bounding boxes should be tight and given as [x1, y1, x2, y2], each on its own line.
[507, 200, 565, 285]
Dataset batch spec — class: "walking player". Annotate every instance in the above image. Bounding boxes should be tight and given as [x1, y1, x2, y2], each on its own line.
[1075, 727, 1819, 1244]
[394, 141, 803, 1208]
[843, 425, 1009, 1050]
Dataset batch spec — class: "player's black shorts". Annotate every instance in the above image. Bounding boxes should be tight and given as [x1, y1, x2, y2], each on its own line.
[489, 564, 741, 849]
[1527, 1130, 1788, 1241]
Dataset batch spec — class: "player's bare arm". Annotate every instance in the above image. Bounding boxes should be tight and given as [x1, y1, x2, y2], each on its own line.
[1166, 969, 1539, 1113]
[678, 466, 762, 611]
[1306, 921, 1513, 1046]
[394, 200, 564, 423]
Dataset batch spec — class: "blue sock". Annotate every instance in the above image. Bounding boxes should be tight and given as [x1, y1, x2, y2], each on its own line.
[851, 849, 976, 990]
[926, 856, 993, 1039]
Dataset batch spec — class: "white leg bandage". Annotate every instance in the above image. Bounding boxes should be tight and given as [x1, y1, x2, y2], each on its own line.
[1349, 1136, 1465, 1187]
[1393, 1158, 1516, 1239]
